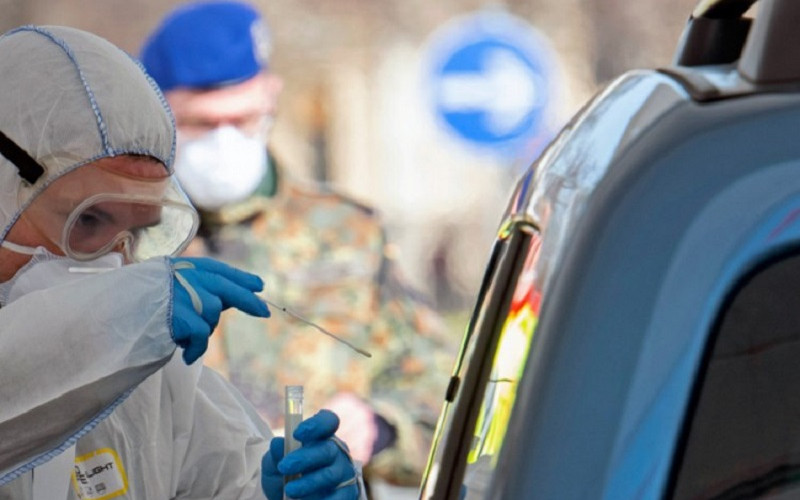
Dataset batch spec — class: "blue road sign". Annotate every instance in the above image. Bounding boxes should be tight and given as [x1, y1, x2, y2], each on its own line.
[426, 11, 556, 156]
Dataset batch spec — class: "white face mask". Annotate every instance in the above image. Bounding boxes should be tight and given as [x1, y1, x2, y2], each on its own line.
[0, 243, 123, 306]
[174, 126, 267, 211]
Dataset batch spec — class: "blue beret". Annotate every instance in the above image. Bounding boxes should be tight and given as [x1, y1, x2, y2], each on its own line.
[140, 0, 270, 91]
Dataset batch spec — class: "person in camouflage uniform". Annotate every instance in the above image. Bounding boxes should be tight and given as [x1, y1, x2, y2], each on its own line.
[140, 0, 457, 488]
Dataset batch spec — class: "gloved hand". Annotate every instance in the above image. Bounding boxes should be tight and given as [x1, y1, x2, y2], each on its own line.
[262, 410, 360, 500]
[170, 257, 270, 364]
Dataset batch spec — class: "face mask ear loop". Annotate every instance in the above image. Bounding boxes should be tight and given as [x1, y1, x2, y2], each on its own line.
[108, 232, 136, 265]
[116, 239, 129, 265]
[1, 240, 38, 255]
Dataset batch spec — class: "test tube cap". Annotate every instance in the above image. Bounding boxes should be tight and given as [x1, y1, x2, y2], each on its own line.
[286, 385, 303, 398]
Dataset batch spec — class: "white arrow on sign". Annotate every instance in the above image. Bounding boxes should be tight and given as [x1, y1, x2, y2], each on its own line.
[437, 48, 546, 135]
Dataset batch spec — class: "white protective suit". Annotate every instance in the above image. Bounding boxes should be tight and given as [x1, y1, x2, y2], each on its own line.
[0, 26, 271, 499]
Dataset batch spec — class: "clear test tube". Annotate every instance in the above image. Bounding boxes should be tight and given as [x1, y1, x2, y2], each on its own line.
[284, 385, 304, 499]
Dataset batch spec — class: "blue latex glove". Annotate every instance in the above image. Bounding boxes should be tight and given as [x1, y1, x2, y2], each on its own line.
[170, 257, 270, 364]
[262, 410, 359, 500]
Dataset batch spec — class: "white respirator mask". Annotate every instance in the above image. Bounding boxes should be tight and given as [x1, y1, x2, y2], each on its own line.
[0, 242, 123, 306]
[174, 125, 268, 211]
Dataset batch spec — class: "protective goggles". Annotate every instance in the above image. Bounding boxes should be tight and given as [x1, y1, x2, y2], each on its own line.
[18, 161, 199, 262]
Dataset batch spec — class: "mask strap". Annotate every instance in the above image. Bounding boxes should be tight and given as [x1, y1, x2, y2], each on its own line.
[1, 240, 38, 255]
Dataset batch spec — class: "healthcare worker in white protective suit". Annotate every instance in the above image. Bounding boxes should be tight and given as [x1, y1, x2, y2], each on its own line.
[0, 25, 365, 500]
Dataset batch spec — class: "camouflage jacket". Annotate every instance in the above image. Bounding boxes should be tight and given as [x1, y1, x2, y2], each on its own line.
[193, 172, 457, 486]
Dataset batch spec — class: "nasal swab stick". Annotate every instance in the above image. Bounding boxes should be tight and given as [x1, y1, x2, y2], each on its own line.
[262, 298, 372, 358]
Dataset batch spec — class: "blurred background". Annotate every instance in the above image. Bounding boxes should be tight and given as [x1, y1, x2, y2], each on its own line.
[1, 0, 705, 497]
[0, 0, 699, 333]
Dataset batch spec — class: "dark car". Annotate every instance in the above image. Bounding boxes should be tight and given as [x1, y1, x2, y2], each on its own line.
[419, 0, 800, 498]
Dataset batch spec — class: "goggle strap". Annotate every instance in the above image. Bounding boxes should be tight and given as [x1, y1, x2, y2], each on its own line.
[0, 130, 45, 184]
[0, 240, 38, 255]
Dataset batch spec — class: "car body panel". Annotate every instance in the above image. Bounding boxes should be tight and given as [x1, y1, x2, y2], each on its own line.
[420, 57, 800, 499]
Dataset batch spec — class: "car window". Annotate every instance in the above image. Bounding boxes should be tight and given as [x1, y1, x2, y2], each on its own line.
[670, 251, 800, 499]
